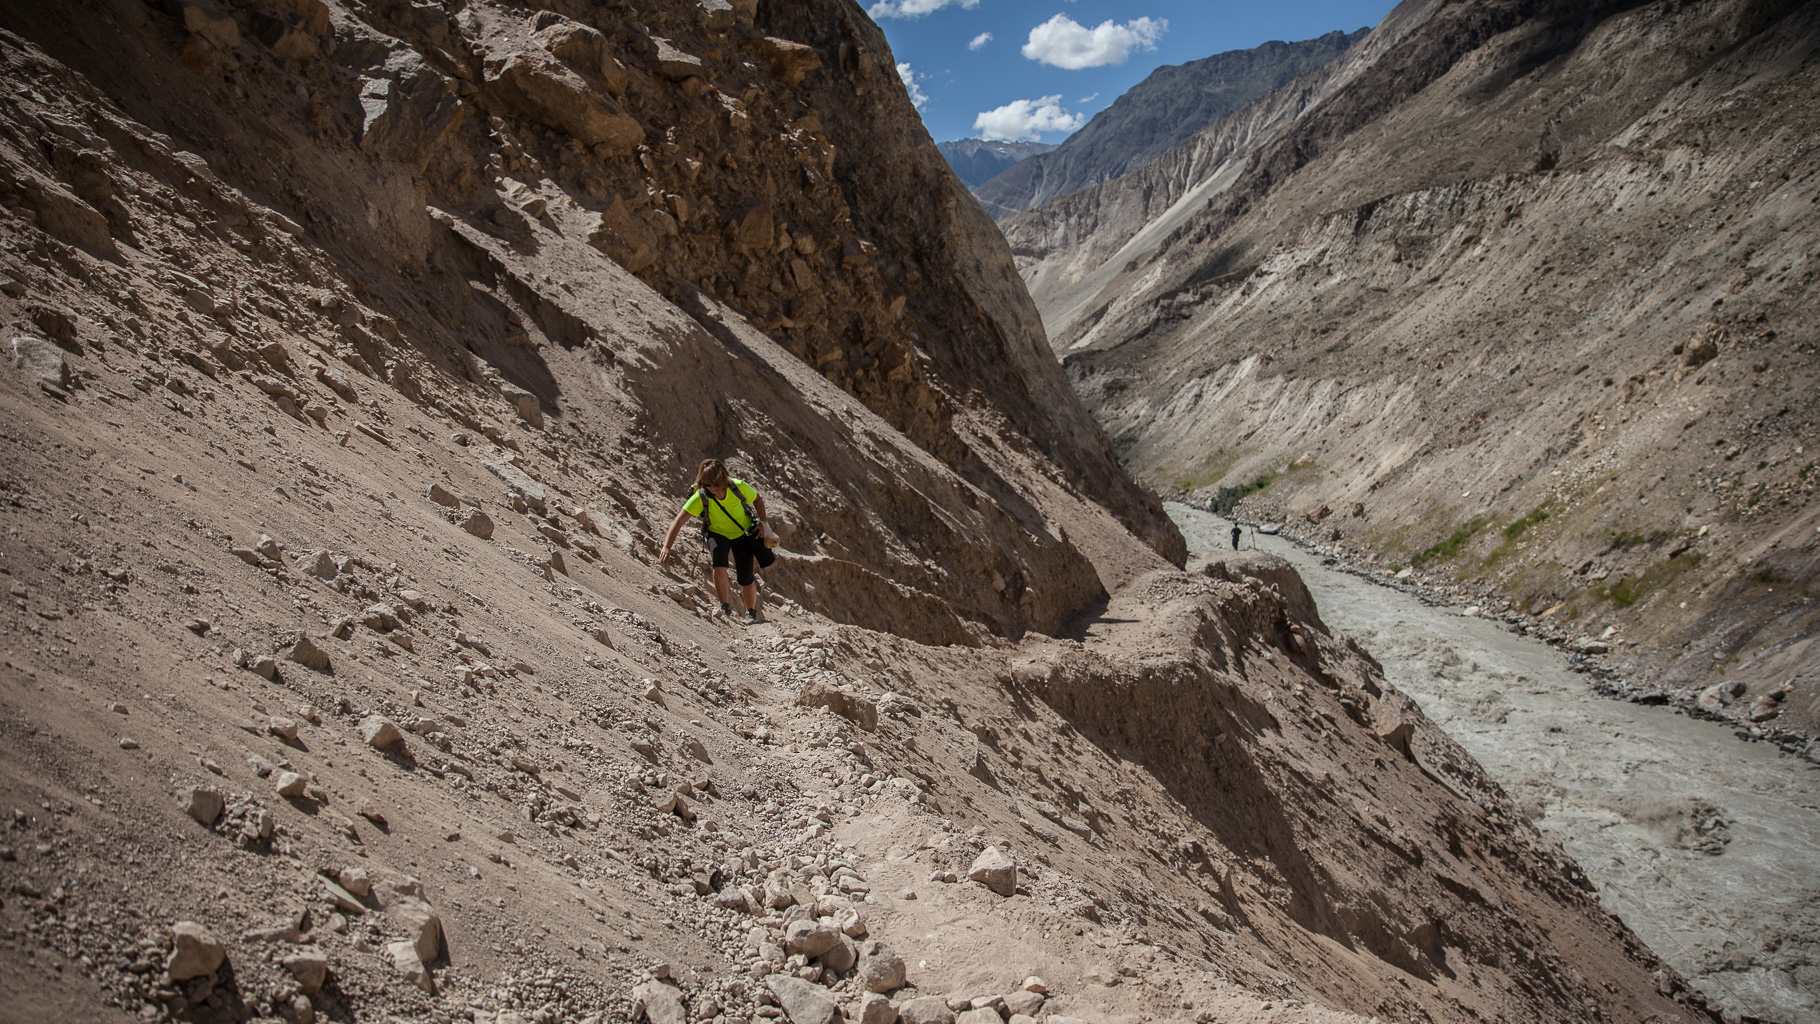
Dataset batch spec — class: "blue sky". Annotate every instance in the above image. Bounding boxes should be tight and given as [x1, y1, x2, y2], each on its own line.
[869, 0, 1401, 143]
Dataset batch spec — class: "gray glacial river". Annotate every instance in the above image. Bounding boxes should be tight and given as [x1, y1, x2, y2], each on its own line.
[1170, 504, 1820, 1024]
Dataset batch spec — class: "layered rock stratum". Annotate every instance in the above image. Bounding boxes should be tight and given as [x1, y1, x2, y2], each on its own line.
[1013, 0, 1820, 732]
[0, 0, 1725, 1023]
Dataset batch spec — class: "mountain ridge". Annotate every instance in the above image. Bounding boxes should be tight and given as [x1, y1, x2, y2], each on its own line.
[973, 28, 1370, 221]
[934, 138, 1055, 189]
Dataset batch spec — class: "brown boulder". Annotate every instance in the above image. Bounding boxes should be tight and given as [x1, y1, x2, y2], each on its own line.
[535, 19, 626, 93]
[797, 679, 878, 732]
[753, 36, 821, 86]
[489, 51, 643, 152]
[967, 846, 1016, 896]
[288, 636, 331, 672]
[166, 921, 225, 981]
[896, 996, 955, 1024]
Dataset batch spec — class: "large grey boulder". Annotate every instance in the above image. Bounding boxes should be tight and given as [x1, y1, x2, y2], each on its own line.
[631, 979, 687, 1024]
[12, 336, 70, 386]
[859, 941, 906, 992]
[967, 846, 1017, 897]
[166, 921, 225, 981]
[767, 974, 838, 1024]
[896, 995, 955, 1024]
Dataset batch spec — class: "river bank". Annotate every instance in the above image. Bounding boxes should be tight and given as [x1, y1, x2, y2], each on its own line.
[1171, 503, 1820, 1024]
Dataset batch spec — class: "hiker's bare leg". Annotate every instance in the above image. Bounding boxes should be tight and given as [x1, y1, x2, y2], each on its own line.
[741, 581, 757, 612]
[712, 567, 731, 606]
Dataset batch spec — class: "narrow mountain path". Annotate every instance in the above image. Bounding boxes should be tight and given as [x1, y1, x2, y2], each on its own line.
[1170, 504, 1820, 1024]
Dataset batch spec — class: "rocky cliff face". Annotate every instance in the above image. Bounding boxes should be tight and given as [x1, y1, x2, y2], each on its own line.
[0, 0, 1181, 644]
[0, 1, 1718, 1023]
[1025, 0, 1820, 730]
[934, 139, 1054, 190]
[973, 29, 1370, 221]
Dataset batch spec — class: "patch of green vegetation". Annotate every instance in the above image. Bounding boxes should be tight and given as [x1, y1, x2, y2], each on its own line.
[1484, 504, 1552, 568]
[1412, 516, 1489, 567]
[1597, 553, 1704, 609]
[1209, 472, 1278, 515]
[1608, 528, 1677, 550]
[1749, 567, 1787, 586]
[1502, 504, 1550, 541]
[1172, 448, 1240, 492]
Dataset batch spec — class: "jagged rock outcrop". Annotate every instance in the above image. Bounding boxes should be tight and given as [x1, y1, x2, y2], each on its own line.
[1022, 0, 1820, 727]
[974, 28, 1370, 220]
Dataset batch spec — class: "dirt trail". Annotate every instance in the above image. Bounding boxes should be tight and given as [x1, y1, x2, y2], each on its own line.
[0, 2, 1726, 1019]
[1171, 503, 1820, 1024]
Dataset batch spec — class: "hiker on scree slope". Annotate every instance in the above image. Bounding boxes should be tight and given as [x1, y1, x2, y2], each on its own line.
[659, 458, 775, 622]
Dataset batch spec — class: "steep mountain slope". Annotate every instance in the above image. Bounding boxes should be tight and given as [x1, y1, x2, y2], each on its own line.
[973, 30, 1370, 221]
[933, 139, 1054, 190]
[1043, 0, 1820, 730]
[1000, 0, 1445, 338]
[0, 0, 1183, 640]
[0, 1, 1719, 1024]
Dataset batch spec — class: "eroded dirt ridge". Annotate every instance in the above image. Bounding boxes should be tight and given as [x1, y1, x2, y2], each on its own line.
[0, 0, 1723, 1023]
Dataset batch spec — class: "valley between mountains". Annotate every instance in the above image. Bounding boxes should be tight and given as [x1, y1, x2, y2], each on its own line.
[1002, 0, 1820, 734]
[0, 1, 1804, 1024]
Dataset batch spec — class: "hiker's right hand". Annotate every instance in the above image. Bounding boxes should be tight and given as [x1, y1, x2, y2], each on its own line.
[658, 546, 671, 566]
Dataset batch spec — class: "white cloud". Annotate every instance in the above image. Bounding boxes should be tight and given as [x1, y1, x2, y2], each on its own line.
[973, 95, 1085, 141]
[1021, 14, 1167, 69]
[968, 31, 993, 51]
[868, 0, 977, 19]
[896, 62, 930, 108]
[1078, 91, 1100, 104]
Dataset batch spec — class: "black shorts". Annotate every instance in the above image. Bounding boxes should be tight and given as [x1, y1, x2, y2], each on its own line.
[706, 532, 774, 586]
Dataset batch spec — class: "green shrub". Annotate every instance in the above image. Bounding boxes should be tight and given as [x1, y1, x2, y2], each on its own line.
[1502, 505, 1549, 541]
[1209, 473, 1277, 516]
[1412, 516, 1489, 567]
[1599, 553, 1702, 608]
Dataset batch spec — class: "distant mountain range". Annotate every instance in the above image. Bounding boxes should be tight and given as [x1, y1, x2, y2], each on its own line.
[973, 28, 1369, 219]
[935, 139, 1057, 189]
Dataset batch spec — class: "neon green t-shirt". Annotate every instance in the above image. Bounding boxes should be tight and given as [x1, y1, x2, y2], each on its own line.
[682, 479, 758, 539]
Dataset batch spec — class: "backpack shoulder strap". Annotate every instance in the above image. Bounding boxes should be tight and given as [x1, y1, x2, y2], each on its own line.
[730, 478, 760, 523]
[696, 487, 714, 539]
[705, 488, 748, 536]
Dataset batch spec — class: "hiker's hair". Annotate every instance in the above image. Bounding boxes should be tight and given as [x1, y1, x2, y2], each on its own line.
[694, 458, 730, 490]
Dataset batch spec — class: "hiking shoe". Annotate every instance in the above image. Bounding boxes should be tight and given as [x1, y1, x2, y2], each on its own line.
[719, 603, 732, 618]
[745, 609, 759, 623]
